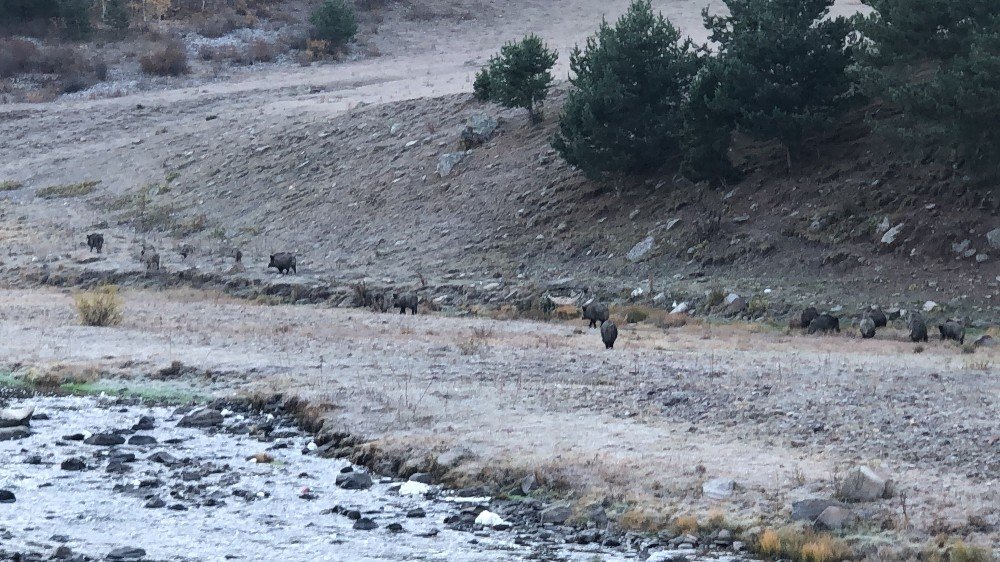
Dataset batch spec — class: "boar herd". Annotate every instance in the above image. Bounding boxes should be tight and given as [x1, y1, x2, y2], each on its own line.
[794, 304, 967, 345]
[84, 232, 283, 274]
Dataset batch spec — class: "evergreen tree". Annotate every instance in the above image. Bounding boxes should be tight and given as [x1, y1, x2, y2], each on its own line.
[703, 0, 856, 168]
[478, 34, 557, 123]
[103, 0, 129, 33]
[310, 0, 358, 50]
[59, 0, 92, 39]
[552, 0, 702, 181]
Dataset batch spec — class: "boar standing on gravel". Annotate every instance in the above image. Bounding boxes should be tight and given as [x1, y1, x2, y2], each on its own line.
[799, 307, 819, 329]
[807, 313, 840, 334]
[908, 312, 928, 343]
[141, 246, 160, 271]
[859, 316, 876, 339]
[86, 233, 104, 253]
[393, 292, 418, 315]
[601, 321, 618, 349]
[268, 253, 296, 275]
[582, 302, 609, 328]
[867, 306, 888, 328]
[938, 321, 965, 344]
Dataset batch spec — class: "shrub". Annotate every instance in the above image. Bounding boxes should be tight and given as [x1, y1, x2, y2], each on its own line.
[140, 39, 190, 76]
[702, 0, 857, 169]
[477, 34, 556, 123]
[472, 66, 492, 101]
[553, 0, 701, 181]
[196, 9, 242, 38]
[758, 529, 781, 557]
[310, 0, 358, 50]
[624, 306, 649, 324]
[0, 38, 39, 77]
[74, 285, 124, 327]
[243, 39, 276, 63]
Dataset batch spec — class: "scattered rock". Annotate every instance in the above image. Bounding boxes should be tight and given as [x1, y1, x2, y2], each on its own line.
[144, 497, 166, 509]
[106, 547, 146, 561]
[60, 458, 86, 471]
[406, 508, 426, 518]
[814, 506, 857, 531]
[128, 435, 157, 446]
[63, 433, 86, 441]
[922, 300, 938, 313]
[540, 502, 573, 525]
[132, 416, 155, 431]
[387, 522, 405, 533]
[520, 473, 537, 494]
[0, 406, 33, 428]
[702, 478, 736, 500]
[670, 301, 689, 314]
[335, 471, 373, 490]
[84, 433, 125, 446]
[353, 518, 378, 531]
[437, 152, 467, 177]
[987, 227, 1000, 250]
[0, 426, 30, 441]
[723, 297, 748, 317]
[627, 236, 656, 263]
[474, 510, 508, 528]
[0, 490, 15, 503]
[791, 499, 845, 522]
[409, 472, 433, 484]
[881, 223, 905, 246]
[177, 408, 224, 428]
[148, 451, 180, 466]
[838, 466, 893, 502]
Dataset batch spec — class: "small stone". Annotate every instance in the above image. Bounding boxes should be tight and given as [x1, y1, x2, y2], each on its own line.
[178, 408, 224, 428]
[132, 416, 155, 431]
[128, 435, 157, 446]
[437, 152, 467, 177]
[145, 497, 166, 509]
[387, 522, 405, 533]
[63, 433, 86, 441]
[540, 502, 573, 524]
[0, 490, 15, 503]
[148, 451, 180, 466]
[335, 471, 372, 490]
[520, 473, 537, 494]
[106, 547, 146, 561]
[406, 508, 426, 518]
[61, 458, 86, 471]
[702, 478, 736, 500]
[84, 433, 125, 446]
[0, 427, 30, 441]
[353, 518, 378, 531]
[409, 472, 433, 484]
[168, 503, 187, 511]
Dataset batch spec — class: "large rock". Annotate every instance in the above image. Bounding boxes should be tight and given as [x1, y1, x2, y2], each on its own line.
[128, 435, 157, 446]
[436, 446, 475, 469]
[881, 223, 905, 246]
[353, 518, 378, 531]
[178, 408, 224, 428]
[0, 406, 33, 428]
[702, 478, 736, 500]
[627, 236, 656, 263]
[723, 297, 748, 317]
[540, 502, 573, 525]
[987, 227, 1000, 250]
[0, 427, 30, 441]
[814, 506, 857, 531]
[335, 471, 373, 490]
[84, 433, 125, 446]
[0, 490, 15, 503]
[61, 458, 86, 471]
[106, 547, 146, 561]
[460, 114, 499, 148]
[791, 498, 845, 522]
[437, 152, 467, 177]
[838, 466, 893, 502]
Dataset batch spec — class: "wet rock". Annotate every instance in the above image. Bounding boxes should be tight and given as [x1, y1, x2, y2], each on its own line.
[63, 433, 86, 441]
[387, 522, 405, 533]
[52, 545, 74, 559]
[144, 497, 166, 509]
[0, 427, 30, 441]
[814, 506, 857, 531]
[128, 435, 157, 446]
[0, 490, 14, 503]
[148, 451, 180, 466]
[409, 472, 433, 484]
[132, 416, 155, 431]
[106, 461, 131, 474]
[178, 408, 224, 428]
[454, 486, 490, 497]
[702, 478, 735, 500]
[416, 528, 439, 538]
[406, 508, 426, 518]
[0, 406, 34, 428]
[540, 503, 573, 524]
[839, 466, 893, 502]
[791, 498, 845, 521]
[575, 529, 601, 544]
[110, 453, 136, 463]
[335, 471, 372, 490]
[61, 458, 86, 471]
[106, 547, 146, 560]
[84, 433, 125, 446]
[353, 518, 378, 531]
[24, 454, 41, 465]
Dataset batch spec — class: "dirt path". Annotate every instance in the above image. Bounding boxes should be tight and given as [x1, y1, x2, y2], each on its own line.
[1, 287, 995, 550]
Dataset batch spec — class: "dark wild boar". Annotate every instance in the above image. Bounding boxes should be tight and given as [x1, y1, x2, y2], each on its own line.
[268, 253, 296, 275]
[582, 302, 609, 328]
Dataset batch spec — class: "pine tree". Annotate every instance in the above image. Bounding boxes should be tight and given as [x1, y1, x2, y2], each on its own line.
[552, 0, 702, 181]
[310, 0, 358, 50]
[103, 0, 129, 32]
[703, 0, 856, 168]
[479, 34, 557, 123]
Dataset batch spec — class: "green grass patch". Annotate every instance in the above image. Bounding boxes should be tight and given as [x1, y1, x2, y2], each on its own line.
[36, 180, 101, 199]
[0, 180, 24, 191]
[59, 380, 208, 404]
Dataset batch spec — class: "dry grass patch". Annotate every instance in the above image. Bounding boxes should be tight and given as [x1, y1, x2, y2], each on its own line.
[74, 285, 124, 327]
[755, 526, 853, 562]
[140, 40, 190, 76]
[36, 180, 100, 199]
[22, 364, 101, 387]
[0, 180, 23, 191]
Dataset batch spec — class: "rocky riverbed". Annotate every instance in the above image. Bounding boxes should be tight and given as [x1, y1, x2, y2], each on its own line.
[0, 394, 756, 562]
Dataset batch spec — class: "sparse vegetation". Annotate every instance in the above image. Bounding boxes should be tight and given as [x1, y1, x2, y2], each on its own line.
[74, 285, 124, 327]
[140, 39, 190, 77]
[0, 180, 23, 191]
[624, 306, 649, 324]
[754, 526, 852, 562]
[36, 180, 100, 199]
[476, 34, 557, 123]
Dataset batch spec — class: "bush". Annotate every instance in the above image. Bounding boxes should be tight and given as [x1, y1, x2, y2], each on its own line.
[552, 0, 702, 181]
[702, 0, 857, 169]
[477, 34, 556, 123]
[855, 4, 1000, 178]
[102, 0, 129, 32]
[140, 40, 190, 76]
[196, 9, 242, 38]
[472, 66, 492, 101]
[310, 0, 358, 50]
[74, 285, 124, 327]
[0, 38, 40, 77]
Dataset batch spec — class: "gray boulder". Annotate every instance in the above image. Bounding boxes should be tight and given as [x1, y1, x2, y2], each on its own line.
[178, 408, 224, 428]
[627, 236, 656, 263]
[336, 471, 373, 490]
[702, 478, 736, 500]
[540, 502, 573, 525]
[814, 505, 857, 531]
[791, 498, 845, 522]
[987, 227, 1000, 250]
[0, 406, 33, 428]
[436, 446, 475, 469]
[838, 466, 893, 502]
[437, 152, 467, 177]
